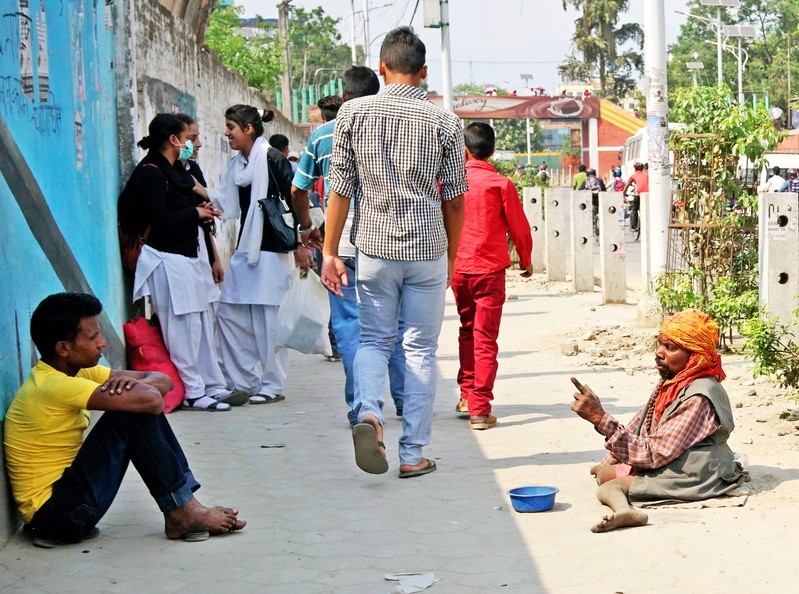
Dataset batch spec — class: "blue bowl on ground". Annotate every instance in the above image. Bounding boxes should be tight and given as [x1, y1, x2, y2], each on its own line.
[508, 486, 559, 513]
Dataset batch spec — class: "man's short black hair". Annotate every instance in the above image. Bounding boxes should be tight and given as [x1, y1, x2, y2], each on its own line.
[379, 26, 425, 75]
[634, 162, 644, 171]
[343, 66, 380, 100]
[318, 95, 343, 122]
[31, 293, 103, 358]
[578, 164, 586, 173]
[772, 165, 782, 176]
[464, 122, 495, 159]
[269, 134, 289, 152]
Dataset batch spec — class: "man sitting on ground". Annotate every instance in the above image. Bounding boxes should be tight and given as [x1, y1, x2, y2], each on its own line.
[570, 308, 745, 533]
[4, 292, 246, 547]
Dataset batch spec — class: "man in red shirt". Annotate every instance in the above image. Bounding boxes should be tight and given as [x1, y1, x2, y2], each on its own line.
[452, 123, 533, 430]
[624, 162, 649, 232]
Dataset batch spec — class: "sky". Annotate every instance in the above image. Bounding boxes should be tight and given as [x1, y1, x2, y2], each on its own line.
[236, 0, 692, 95]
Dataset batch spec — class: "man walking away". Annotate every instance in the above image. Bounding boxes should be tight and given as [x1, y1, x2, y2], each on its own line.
[453, 122, 532, 430]
[321, 26, 467, 479]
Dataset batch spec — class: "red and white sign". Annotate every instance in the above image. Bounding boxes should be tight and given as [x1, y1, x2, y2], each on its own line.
[427, 95, 600, 120]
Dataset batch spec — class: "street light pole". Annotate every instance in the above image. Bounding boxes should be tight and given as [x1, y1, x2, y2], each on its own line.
[350, 0, 357, 65]
[716, 6, 723, 88]
[521, 74, 534, 167]
[363, 0, 371, 68]
[440, 0, 453, 111]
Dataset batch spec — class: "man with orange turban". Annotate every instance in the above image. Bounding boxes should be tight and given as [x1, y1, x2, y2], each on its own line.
[571, 309, 745, 533]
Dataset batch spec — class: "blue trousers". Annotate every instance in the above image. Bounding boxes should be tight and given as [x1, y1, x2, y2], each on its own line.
[28, 411, 198, 542]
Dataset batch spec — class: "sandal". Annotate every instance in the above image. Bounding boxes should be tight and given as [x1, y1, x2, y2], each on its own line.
[182, 396, 231, 412]
[249, 394, 285, 405]
[399, 458, 437, 479]
[352, 421, 388, 474]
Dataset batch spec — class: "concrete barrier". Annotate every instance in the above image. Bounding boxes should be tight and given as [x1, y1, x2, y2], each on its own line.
[759, 192, 799, 326]
[545, 187, 569, 281]
[571, 190, 594, 292]
[524, 187, 545, 273]
[598, 192, 627, 303]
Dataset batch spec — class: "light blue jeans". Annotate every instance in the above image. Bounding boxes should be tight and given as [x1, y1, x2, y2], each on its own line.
[354, 252, 447, 465]
[329, 257, 405, 425]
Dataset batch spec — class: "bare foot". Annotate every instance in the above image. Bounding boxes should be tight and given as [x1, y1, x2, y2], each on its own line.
[590, 509, 648, 533]
[165, 498, 247, 539]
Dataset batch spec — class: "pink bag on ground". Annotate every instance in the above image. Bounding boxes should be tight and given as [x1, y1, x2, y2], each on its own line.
[123, 316, 185, 413]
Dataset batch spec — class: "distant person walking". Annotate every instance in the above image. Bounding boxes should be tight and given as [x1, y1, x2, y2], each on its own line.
[453, 122, 532, 430]
[321, 26, 467, 478]
[624, 162, 649, 232]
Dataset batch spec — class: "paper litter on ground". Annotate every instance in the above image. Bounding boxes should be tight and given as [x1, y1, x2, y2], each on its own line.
[385, 571, 441, 593]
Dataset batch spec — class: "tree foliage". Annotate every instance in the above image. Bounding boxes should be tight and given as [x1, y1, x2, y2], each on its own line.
[204, 4, 283, 93]
[668, 0, 799, 119]
[559, 0, 643, 104]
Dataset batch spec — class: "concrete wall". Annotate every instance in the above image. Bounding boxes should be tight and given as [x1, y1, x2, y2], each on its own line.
[0, 0, 123, 543]
[126, 1, 307, 264]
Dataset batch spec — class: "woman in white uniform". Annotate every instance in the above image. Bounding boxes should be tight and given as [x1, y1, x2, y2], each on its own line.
[212, 106, 306, 404]
[127, 113, 243, 411]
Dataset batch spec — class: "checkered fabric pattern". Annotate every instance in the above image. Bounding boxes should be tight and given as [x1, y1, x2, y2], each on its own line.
[327, 84, 468, 261]
[596, 394, 720, 469]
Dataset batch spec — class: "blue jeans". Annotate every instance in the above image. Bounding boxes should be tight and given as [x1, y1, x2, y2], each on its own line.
[28, 411, 198, 542]
[330, 258, 405, 425]
[354, 252, 447, 465]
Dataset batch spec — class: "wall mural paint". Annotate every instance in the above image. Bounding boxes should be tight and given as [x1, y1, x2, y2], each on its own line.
[0, 0, 123, 419]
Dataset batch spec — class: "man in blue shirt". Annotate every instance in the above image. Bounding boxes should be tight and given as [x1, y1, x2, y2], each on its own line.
[291, 66, 405, 426]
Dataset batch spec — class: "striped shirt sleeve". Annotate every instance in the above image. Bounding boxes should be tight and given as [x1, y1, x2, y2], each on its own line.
[596, 396, 720, 469]
[439, 114, 468, 201]
[328, 105, 359, 200]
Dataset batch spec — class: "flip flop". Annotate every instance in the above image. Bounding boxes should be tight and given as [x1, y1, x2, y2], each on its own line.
[352, 422, 388, 474]
[399, 458, 437, 479]
[215, 390, 250, 407]
[32, 526, 100, 549]
[181, 531, 210, 543]
[182, 396, 231, 412]
[249, 394, 285, 405]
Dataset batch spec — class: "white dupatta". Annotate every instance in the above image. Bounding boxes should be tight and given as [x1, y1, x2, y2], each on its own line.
[212, 136, 272, 265]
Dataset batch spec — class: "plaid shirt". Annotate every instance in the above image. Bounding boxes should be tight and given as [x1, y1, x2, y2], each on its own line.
[327, 84, 468, 260]
[596, 392, 720, 469]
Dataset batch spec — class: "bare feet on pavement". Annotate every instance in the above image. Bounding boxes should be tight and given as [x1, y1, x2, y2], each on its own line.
[590, 509, 648, 533]
[164, 498, 247, 539]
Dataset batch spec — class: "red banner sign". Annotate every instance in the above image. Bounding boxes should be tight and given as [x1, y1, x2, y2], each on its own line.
[427, 95, 600, 120]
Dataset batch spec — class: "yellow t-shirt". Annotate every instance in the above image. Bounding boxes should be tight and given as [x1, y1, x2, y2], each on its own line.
[4, 361, 111, 522]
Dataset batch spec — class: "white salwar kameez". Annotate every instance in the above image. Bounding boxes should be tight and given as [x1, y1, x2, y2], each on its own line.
[212, 137, 294, 397]
[133, 243, 228, 400]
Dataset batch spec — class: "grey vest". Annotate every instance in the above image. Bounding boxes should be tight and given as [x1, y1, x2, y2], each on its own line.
[629, 377, 744, 502]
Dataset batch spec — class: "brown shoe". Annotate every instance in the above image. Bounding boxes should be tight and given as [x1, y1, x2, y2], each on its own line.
[455, 398, 469, 415]
[470, 414, 497, 430]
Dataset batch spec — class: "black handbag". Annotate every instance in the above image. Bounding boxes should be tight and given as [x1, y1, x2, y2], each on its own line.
[257, 160, 298, 253]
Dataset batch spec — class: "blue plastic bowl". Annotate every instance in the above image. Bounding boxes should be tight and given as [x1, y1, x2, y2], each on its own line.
[508, 486, 559, 513]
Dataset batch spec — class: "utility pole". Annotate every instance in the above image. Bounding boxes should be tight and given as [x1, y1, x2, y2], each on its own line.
[440, 0, 453, 111]
[642, 0, 670, 323]
[350, 0, 357, 65]
[363, 0, 371, 68]
[716, 6, 723, 88]
[278, 0, 293, 121]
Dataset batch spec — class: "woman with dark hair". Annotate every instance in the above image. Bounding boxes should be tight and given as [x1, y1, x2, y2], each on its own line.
[126, 113, 241, 411]
[173, 113, 223, 306]
[210, 105, 310, 405]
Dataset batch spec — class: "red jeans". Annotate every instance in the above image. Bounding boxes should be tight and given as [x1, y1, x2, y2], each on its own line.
[451, 270, 506, 416]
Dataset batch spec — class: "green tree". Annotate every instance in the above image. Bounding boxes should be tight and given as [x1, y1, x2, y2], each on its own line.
[453, 83, 545, 154]
[559, 0, 643, 103]
[667, 0, 799, 118]
[204, 4, 284, 93]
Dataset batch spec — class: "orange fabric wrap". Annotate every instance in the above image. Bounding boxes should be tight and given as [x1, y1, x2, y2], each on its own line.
[654, 309, 726, 422]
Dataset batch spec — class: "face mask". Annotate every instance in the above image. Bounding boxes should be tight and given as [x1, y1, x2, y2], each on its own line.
[177, 139, 193, 161]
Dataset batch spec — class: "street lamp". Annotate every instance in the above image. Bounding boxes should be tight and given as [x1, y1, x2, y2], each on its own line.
[521, 73, 534, 167]
[723, 24, 756, 105]
[698, 0, 741, 88]
[685, 61, 705, 87]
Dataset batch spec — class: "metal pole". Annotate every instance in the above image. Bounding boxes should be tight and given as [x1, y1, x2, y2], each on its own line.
[278, 0, 293, 121]
[350, 0, 357, 65]
[644, 0, 670, 284]
[692, 70, 698, 87]
[737, 37, 743, 105]
[789, 34, 792, 128]
[716, 6, 723, 88]
[440, 0, 453, 111]
[363, 0, 371, 69]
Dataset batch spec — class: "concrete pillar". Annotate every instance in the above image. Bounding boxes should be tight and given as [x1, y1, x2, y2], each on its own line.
[759, 192, 799, 326]
[598, 191, 627, 303]
[545, 187, 569, 281]
[588, 117, 599, 169]
[639, 191, 652, 288]
[524, 187, 545, 273]
[571, 190, 594, 292]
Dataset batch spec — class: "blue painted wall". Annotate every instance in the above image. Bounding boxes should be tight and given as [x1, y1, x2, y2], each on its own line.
[0, 0, 122, 418]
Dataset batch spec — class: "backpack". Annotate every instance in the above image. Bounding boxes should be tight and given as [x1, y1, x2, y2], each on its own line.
[613, 178, 625, 192]
[117, 163, 165, 273]
[586, 175, 600, 192]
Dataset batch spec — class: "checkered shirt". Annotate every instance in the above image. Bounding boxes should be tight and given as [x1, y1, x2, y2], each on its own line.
[596, 391, 720, 469]
[327, 84, 468, 260]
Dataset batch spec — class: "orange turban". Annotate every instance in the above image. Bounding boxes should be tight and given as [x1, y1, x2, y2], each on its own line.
[653, 309, 725, 422]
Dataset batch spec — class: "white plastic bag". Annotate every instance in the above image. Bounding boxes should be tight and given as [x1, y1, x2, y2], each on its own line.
[275, 268, 332, 356]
